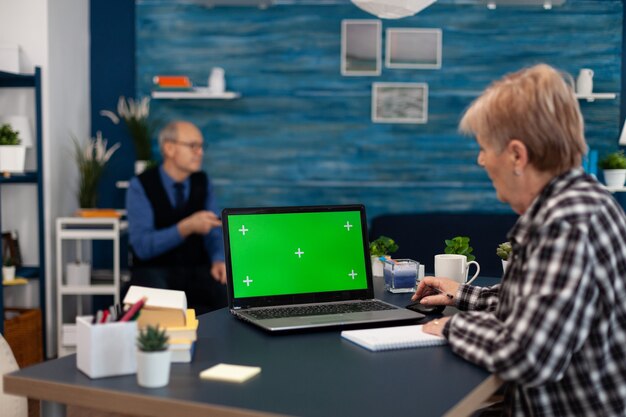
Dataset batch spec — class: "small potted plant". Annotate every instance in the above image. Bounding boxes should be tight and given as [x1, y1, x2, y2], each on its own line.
[369, 236, 399, 278]
[496, 241, 512, 272]
[72, 131, 120, 209]
[2, 256, 15, 282]
[599, 150, 626, 188]
[444, 236, 475, 261]
[0, 123, 25, 173]
[136, 324, 171, 388]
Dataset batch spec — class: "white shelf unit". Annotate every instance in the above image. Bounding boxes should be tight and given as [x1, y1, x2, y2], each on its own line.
[55, 217, 126, 356]
[575, 92, 617, 102]
[151, 88, 241, 100]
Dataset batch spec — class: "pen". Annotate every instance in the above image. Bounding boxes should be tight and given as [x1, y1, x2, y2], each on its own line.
[100, 309, 109, 324]
[425, 284, 454, 300]
[119, 296, 148, 322]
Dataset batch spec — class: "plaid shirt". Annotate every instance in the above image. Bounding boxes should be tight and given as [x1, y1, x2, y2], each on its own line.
[443, 169, 626, 416]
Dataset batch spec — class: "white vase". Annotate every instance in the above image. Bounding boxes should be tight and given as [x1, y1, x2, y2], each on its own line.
[0, 145, 26, 173]
[137, 350, 171, 388]
[501, 260, 509, 273]
[135, 160, 149, 175]
[66, 262, 91, 286]
[2, 265, 15, 282]
[603, 169, 626, 188]
[371, 255, 383, 278]
[576, 68, 594, 95]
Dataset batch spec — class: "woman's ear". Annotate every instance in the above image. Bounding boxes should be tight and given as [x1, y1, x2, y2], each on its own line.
[508, 139, 529, 170]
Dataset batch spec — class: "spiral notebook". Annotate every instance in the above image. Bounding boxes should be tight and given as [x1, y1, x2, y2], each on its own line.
[341, 324, 447, 352]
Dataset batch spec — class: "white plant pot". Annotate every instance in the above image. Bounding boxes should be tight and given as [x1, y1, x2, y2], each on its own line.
[604, 169, 626, 188]
[2, 265, 15, 282]
[0, 145, 26, 173]
[371, 255, 383, 278]
[137, 350, 171, 388]
[501, 260, 509, 273]
[66, 262, 91, 286]
[135, 160, 149, 175]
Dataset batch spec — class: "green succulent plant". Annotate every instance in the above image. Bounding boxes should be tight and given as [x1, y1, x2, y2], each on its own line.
[444, 236, 475, 262]
[136, 325, 169, 352]
[369, 236, 399, 257]
[0, 123, 21, 146]
[599, 151, 626, 170]
[496, 242, 512, 261]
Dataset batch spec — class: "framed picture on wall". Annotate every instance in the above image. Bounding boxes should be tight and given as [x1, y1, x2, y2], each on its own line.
[341, 20, 381, 76]
[385, 28, 442, 69]
[372, 82, 428, 124]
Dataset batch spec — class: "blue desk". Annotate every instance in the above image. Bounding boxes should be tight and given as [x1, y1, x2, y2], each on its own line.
[4, 277, 502, 417]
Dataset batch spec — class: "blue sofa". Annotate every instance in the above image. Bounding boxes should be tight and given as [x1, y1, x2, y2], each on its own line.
[369, 212, 519, 278]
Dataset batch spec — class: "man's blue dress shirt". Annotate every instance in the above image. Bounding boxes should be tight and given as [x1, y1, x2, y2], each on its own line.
[126, 165, 225, 262]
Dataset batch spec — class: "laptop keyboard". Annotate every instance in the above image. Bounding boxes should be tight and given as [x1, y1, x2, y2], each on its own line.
[245, 300, 396, 320]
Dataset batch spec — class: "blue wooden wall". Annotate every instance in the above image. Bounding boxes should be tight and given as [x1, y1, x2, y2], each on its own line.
[134, 0, 622, 220]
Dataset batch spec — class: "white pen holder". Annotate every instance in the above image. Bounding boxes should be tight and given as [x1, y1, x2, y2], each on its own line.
[76, 316, 138, 379]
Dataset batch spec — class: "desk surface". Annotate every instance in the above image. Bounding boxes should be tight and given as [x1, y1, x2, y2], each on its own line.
[4, 277, 501, 417]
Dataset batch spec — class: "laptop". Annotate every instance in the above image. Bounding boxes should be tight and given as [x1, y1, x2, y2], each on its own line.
[222, 204, 424, 331]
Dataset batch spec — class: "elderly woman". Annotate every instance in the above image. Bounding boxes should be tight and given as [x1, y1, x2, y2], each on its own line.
[413, 64, 626, 415]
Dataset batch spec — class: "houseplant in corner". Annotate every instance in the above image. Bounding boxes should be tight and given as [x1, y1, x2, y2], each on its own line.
[599, 150, 626, 188]
[136, 324, 171, 388]
[369, 235, 399, 278]
[496, 241, 512, 273]
[0, 123, 25, 174]
[72, 131, 120, 209]
[101, 96, 155, 174]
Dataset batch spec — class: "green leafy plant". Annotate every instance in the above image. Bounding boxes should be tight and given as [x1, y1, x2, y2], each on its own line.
[73, 131, 120, 208]
[101, 96, 156, 161]
[599, 151, 626, 170]
[444, 236, 475, 262]
[0, 123, 21, 146]
[496, 242, 512, 261]
[369, 236, 399, 257]
[3, 255, 13, 267]
[136, 325, 169, 352]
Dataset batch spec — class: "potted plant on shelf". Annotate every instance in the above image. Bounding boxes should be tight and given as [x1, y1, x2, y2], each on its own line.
[369, 235, 399, 278]
[0, 123, 25, 174]
[101, 96, 156, 175]
[72, 131, 120, 209]
[444, 236, 475, 261]
[496, 241, 512, 272]
[599, 150, 626, 188]
[136, 325, 171, 388]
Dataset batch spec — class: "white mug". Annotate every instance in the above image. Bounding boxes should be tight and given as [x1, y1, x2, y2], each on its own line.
[434, 254, 480, 285]
[576, 68, 594, 95]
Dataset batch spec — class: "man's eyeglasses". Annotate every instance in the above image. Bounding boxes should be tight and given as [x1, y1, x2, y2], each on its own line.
[170, 140, 203, 151]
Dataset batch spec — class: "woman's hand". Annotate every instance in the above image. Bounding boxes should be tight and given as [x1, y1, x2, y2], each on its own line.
[422, 316, 451, 336]
[411, 276, 460, 306]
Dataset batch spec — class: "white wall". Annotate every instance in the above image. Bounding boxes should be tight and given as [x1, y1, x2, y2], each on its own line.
[0, 0, 90, 357]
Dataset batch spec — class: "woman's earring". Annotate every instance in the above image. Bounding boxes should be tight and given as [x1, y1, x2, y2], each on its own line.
[514, 169, 522, 176]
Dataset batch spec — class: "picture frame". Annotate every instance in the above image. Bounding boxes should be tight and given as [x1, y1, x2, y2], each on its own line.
[372, 82, 429, 124]
[385, 28, 442, 69]
[341, 19, 382, 76]
[2, 230, 22, 267]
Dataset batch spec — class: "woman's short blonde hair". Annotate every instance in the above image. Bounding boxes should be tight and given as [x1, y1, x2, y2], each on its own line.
[459, 64, 587, 174]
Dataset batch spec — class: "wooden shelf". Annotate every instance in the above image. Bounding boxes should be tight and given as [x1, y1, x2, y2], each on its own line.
[151, 88, 240, 100]
[575, 93, 617, 102]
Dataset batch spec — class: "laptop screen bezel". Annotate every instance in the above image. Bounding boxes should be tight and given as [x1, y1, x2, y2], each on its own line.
[222, 204, 374, 310]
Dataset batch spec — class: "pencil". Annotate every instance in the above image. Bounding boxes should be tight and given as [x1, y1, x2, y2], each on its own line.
[426, 284, 454, 300]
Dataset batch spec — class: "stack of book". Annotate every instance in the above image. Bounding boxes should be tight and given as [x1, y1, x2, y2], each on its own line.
[152, 75, 193, 91]
[123, 286, 198, 363]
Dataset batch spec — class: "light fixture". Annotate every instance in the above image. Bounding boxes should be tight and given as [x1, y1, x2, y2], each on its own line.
[487, 1, 496, 9]
[350, 0, 437, 19]
[543, 0, 552, 9]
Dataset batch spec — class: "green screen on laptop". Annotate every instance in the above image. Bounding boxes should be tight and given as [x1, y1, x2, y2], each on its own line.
[227, 210, 368, 298]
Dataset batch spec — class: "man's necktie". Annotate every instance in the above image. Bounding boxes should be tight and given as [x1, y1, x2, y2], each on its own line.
[173, 182, 185, 211]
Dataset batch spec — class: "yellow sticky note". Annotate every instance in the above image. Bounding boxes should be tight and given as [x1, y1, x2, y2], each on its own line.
[199, 363, 261, 383]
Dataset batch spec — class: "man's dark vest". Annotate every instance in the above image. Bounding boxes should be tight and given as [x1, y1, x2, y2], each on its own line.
[131, 167, 210, 267]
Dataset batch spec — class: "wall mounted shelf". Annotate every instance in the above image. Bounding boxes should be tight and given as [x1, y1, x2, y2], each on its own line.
[151, 88, 240, 100]
[575, 93, 617, 102]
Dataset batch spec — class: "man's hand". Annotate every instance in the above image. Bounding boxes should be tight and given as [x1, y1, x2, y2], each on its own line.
[211, 261, 227, 285]
[178, 210, 222, 237]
